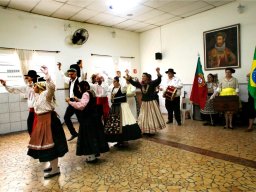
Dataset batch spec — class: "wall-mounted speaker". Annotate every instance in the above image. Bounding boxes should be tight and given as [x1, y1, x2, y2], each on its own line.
[155, 52, 162, 60]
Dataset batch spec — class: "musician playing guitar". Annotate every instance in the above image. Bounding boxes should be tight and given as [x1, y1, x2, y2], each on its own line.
[163, 68, 183, 125]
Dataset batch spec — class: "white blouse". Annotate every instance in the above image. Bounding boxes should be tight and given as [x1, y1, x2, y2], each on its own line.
[33, 75, 55, 114]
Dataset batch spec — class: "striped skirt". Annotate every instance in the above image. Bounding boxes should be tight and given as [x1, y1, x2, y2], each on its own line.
[138, 100, 166, 133]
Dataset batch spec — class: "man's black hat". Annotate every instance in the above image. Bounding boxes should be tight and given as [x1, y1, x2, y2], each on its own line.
[24, 70, 40, 78]
[67, 68, 77, 73]
[165, 68, 176, 74]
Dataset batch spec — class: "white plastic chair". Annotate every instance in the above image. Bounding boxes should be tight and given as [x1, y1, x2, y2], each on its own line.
[180, 98, 193, 124]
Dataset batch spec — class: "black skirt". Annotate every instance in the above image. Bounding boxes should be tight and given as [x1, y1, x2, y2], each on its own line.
[76, 113, 109, 156]
[27, 112, 68, 162]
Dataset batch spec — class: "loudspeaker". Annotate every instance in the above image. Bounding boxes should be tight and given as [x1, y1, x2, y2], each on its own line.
[155, 52, 162, 60]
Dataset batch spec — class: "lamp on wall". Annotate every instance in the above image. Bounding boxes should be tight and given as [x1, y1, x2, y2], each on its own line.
[237, 3, 245, 14]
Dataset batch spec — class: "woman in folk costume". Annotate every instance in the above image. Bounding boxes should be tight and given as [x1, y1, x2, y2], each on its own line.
[200, 73, 218, 126]
[104, 76, 141, 147]
[0, 70, 40, 135]
[66, 81, 109, 163]
[27, 66, 68, 179]
[211, 67, 239, 129]
[126, 79, 137, 120]
[126, 68, 165, 135]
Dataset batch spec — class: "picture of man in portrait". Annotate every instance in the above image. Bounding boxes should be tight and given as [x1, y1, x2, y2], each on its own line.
[207, 32, 237, 68]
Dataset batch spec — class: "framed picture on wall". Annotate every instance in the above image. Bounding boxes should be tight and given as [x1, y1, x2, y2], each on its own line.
[203, 24, 240, 70]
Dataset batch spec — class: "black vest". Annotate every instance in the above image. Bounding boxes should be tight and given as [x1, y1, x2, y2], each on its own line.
[69, 78, 82, 98]
[82, 90, 97, 116]
[111, 87, 126, 104]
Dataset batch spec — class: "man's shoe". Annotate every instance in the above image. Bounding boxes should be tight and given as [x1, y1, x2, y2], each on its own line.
[177, 122, 182, 126]
[67, 135, 77, 141]
[166, 120, 173, 124]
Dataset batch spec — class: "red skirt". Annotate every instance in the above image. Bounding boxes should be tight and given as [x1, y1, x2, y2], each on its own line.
[96, 97, 110, 118]
[28, 112, 54, 150]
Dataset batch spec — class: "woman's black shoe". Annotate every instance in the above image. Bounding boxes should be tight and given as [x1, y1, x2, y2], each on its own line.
[86, 158, 98, 164]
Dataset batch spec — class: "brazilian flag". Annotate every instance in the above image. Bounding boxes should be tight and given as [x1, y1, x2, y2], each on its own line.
[248, 47, 256, 109]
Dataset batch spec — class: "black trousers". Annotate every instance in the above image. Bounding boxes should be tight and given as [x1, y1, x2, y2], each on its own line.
[27, 111, 35, 135]
[64, 105, 80, 136]
[165, 97, 181, 124]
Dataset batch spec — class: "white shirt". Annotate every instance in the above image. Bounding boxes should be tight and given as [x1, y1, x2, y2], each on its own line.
[163, 76, 183, 97]
[33, 75, 55, 114]
[59, 70, 85, 98]
[5, 82, 35, 108]
[89, 82, 109, 97]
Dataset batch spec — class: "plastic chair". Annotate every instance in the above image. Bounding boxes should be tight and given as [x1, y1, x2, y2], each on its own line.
[180, 98, 193, 124]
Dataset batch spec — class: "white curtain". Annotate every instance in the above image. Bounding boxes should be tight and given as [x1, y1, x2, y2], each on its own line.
[15, 49, 34, 76]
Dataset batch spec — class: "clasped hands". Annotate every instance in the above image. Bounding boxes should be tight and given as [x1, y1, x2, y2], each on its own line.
[65, 96, 79, 102]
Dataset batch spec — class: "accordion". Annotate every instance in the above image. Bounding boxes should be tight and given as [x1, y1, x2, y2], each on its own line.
[164, 86, 177, 101]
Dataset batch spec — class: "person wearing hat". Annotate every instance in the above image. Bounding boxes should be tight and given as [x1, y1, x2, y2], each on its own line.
[27, 65, 68, 179]
[126, 68, 165, 135]
[0, 70, 40, 135]
[58, 63, 85, 141]
[211, 67, 239, 129]
[69, 60, 87, 79]
[162, 68, 183, 126]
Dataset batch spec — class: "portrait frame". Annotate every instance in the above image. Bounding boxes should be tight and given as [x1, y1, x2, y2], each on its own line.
[203, 24, 240, 70]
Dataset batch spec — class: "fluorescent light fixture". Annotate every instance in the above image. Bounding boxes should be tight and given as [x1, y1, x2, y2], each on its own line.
[106, 0, 141, 14]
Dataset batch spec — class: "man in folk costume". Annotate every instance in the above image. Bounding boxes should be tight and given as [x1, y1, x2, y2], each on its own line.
[89, 75, 110, 124]
[58, 63, 85, 141]
[163, 68, 183, 125]
[69, 59, 87, 79]
[0, 70, 40, 135]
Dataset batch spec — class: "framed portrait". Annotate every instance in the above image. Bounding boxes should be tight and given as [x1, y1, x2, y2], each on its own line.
[203, 24, 240, 70]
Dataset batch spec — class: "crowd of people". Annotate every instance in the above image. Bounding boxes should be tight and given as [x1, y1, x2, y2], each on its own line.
[0, 59, 254, 180]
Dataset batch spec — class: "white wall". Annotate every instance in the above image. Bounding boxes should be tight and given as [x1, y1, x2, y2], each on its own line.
[0, 7, 140, 134]
[0, 7, 141, 88]
[140, 1, 256, 84]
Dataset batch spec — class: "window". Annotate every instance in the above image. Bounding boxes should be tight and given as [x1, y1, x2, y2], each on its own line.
[0, 49, 57, 93]
[0, 50, 24, 93]
[118, 57, 133, 75]
[29, 52, 57, 83]
[92, 55, 115, 78]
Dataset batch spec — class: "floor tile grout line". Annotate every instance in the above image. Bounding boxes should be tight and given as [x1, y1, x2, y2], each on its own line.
[143, 137, 256, 169]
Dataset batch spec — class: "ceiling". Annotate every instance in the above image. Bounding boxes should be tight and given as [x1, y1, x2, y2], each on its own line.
[0, 0, 235, 33]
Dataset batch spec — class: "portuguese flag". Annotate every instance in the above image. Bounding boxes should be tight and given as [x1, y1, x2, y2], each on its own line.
[190, 57, 208, 109]
[248, 47, 256, 109]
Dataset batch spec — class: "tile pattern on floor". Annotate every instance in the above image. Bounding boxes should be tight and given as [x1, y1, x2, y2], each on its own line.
[0, 119, 256, 191]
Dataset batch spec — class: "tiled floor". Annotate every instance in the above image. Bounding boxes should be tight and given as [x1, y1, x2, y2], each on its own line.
[1, 116, 256, 192]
